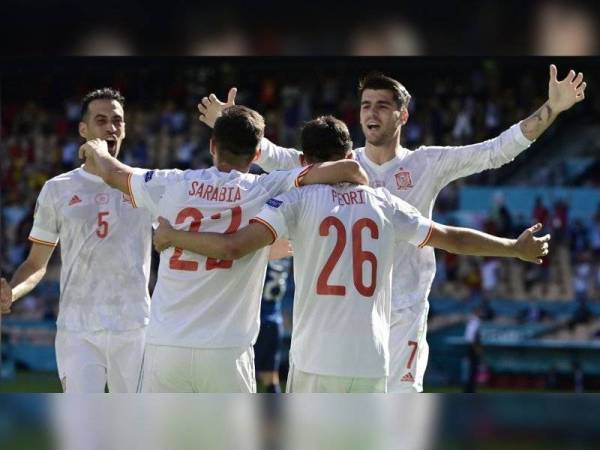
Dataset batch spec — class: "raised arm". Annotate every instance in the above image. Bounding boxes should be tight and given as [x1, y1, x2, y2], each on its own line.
[78, 138, 133, 194]
[427, 223, 550, 264]
[300, 160, 369, 186]
[1, 243, 55, 314]
[198, 88, 303, 171]
[520, 64, 586, 141]
[153, 217, 273, 260]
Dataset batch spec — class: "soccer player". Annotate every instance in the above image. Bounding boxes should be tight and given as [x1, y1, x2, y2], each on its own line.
[152, 115, 550, 393]
[0, 88, 152, 393]
[79, 105, 368, 393]
[198, 64, 586, 392]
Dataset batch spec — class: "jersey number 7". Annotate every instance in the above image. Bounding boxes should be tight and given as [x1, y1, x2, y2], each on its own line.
[169, 206, 242, 271]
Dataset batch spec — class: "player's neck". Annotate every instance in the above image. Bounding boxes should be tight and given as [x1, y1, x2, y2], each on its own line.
[214, 161, 251, 173]
[365, 138, 401, 165]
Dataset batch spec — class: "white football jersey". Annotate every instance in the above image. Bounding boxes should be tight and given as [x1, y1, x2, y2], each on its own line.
[254, 184, 432, 377]
[128, 165, 310, 348]
[29, 167, 153, 332]
[258, 123, 532, 309]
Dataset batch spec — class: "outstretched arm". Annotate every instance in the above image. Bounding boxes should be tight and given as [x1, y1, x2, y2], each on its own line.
[520, 64, 587, 141]
[428, 223, 550, 264]
[79, 139, 133, 194]
[153, 217, 273, 260]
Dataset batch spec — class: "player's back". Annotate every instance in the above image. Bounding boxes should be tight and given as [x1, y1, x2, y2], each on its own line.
[129, 166, 308, 349]
[255, 183, 431, 378]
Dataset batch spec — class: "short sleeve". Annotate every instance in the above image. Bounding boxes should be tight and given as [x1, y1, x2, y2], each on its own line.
[389, 196, 434, 248]
[29, 182, 59, 247]
[251, 191, 301, 243]
[128, 168, 183, 217]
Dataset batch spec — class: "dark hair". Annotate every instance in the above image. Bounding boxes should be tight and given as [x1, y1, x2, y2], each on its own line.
[213, 106, 265, 162]
[358, 72, 411, 109]
[300, 115, 353, 163]
[80, 88, 125, 121]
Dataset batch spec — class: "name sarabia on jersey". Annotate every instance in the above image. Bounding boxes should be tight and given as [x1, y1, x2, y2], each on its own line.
[188, 182, 242, 202]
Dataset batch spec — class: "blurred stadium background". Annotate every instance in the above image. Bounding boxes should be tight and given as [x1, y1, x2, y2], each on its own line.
[1, 57, 599, 392]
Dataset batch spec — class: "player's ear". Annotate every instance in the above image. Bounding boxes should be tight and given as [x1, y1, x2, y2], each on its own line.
[78, 121, 87, 139]
[400, 107, 409, 126]
[252, 147, 261, 162]
[209, 138, 216, 158]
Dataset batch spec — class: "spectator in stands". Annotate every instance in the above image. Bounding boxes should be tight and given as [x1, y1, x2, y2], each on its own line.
[463, 306, 483, 393]
[551, 199, 569, 244]
[533, 196, 550, 232]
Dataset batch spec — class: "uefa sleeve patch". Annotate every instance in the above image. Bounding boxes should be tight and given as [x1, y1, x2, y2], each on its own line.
[144, 170, 155, 183]
[266, 198, 283, 208]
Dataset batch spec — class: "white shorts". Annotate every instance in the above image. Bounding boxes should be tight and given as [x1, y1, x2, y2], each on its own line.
[388, 301, 430, 393]
[55, 327, 146, 393]
[139, 344, 256, 393]
[286, 362, 386, 393]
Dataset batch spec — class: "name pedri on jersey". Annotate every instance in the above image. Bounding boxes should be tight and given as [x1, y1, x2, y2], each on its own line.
[128, 165, 310, 348]
[253, 184, 433, 377]
[29, 168, 153, 332]
[258, 123, 532, 310]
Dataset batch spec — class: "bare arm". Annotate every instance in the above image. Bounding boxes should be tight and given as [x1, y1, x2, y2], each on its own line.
[153, 217, 273, 260]
[1, 243, 55, 314]
[300, 160, 369, 186]
[78, 138, 133, 194]
[427, 223, 550, 264]
[520, 64, 586, 141]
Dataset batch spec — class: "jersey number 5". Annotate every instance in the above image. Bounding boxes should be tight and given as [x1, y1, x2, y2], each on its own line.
[169, 206, 242, 271]
[317, 216, 379, 297]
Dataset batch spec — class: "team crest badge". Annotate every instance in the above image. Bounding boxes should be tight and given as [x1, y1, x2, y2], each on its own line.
[394, 170, 414, 190]
[95, 193, 110, 205]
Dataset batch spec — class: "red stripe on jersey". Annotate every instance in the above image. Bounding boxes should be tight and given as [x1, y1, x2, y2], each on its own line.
[127, 173, 138, 208]
[28, 236, 58, 248]
[250, 218, 277, 244]
[294, 165, 313, 187]
[418, 223, 434, 248]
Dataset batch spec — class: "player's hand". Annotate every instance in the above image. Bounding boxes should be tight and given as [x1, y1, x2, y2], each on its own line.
[153, 217, 175, 252]
[198, 87, 237, 128]
[1, 277, 13, 314]
[548, 64, 587, 113]
[269, 239, 293, 260]
[514, 223, 551, 264]
[78, 138, 110, 160]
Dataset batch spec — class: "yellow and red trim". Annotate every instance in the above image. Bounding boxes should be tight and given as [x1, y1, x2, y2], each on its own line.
[127, 172, 138, 208]
[28, 236, 58, 248]
[417, 223, 434, 248]
[294, 164, 314, 187]
[250, 217, 278, 244]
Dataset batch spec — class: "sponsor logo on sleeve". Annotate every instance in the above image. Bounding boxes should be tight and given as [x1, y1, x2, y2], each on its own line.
[266, 198, 283, 208]
[144, 170, 155, 183]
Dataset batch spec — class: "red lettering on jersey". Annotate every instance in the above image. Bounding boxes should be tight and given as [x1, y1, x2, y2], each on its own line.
[189, 183, 241, 202]
[331, 189, 366, 206]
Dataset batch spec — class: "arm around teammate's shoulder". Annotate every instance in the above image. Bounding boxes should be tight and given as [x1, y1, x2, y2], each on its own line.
[300, 159, 368, 186]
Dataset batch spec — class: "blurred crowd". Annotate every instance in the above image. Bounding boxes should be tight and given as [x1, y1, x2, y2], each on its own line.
[2, 59, 599, 331]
